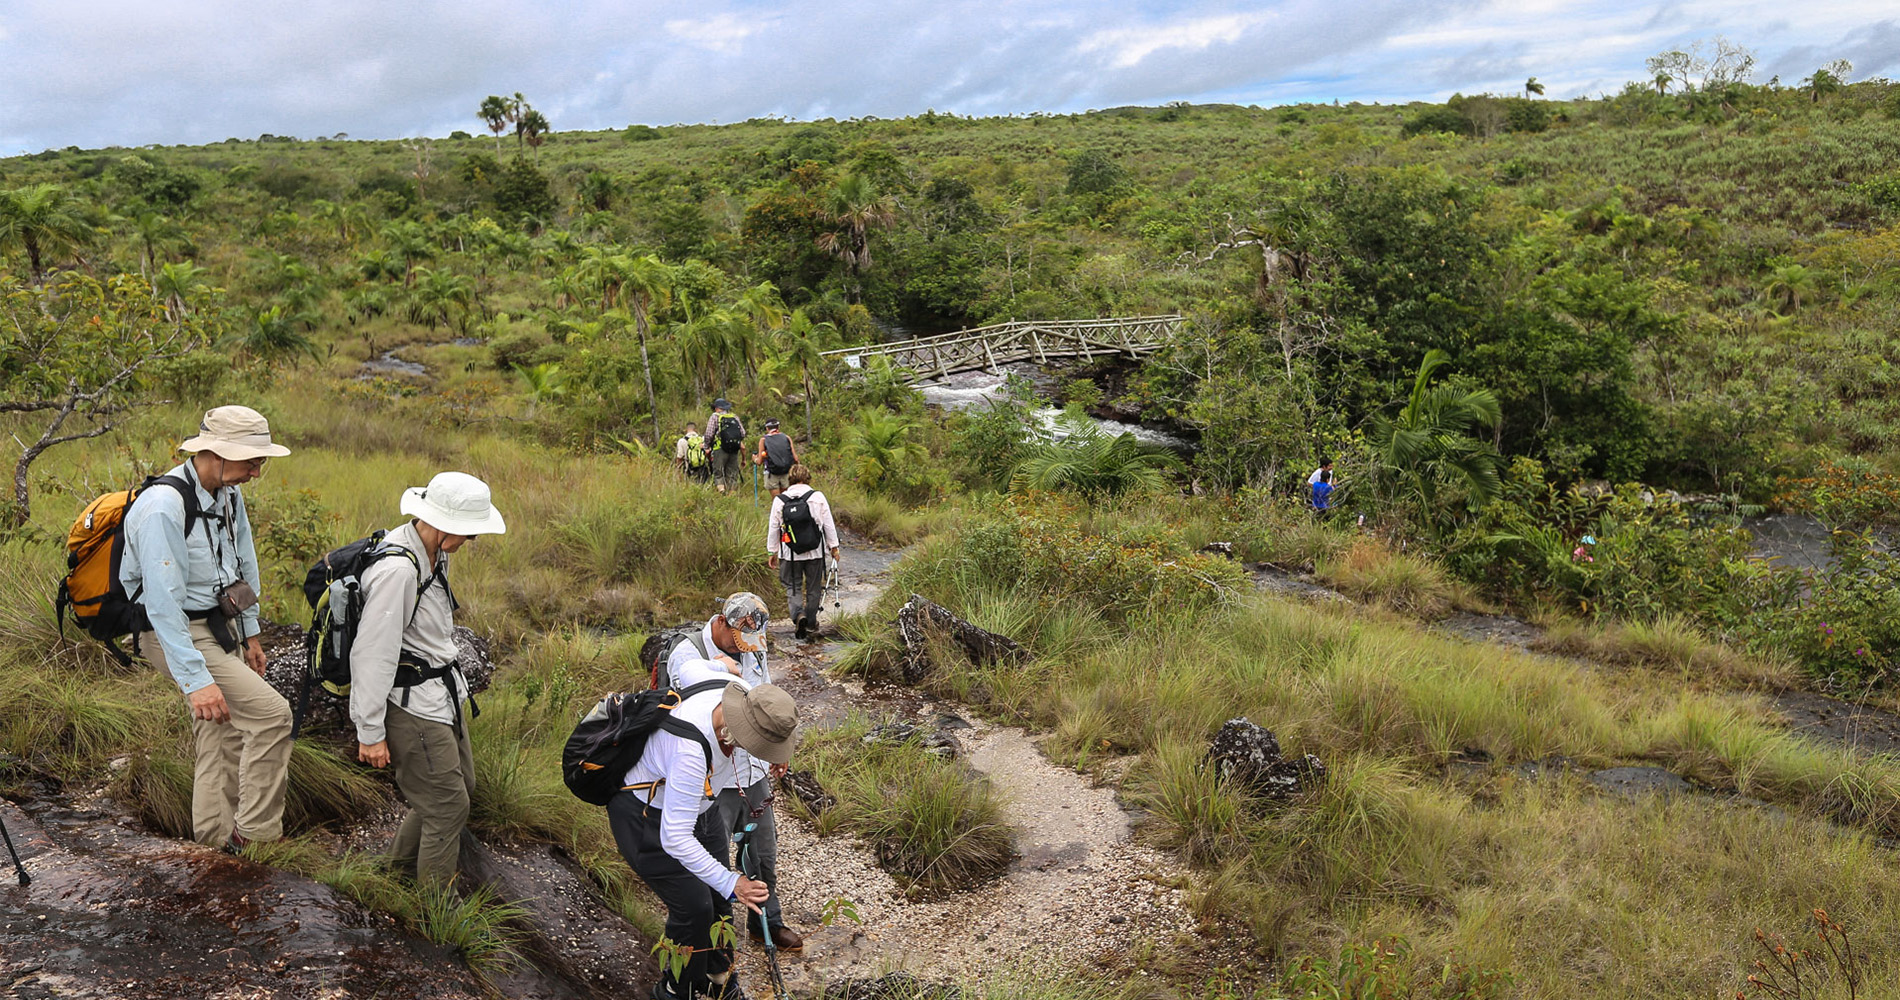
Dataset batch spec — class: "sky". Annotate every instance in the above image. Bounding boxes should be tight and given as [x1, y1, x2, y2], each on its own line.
[2, 0, 1898, 154]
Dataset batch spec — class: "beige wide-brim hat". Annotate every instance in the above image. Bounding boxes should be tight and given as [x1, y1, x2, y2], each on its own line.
[178, 405, 292, 461]
[722, 683, 799, 765]
[400, 471, 507, 536]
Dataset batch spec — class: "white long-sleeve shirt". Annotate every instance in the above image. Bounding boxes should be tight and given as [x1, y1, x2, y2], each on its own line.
[766, 484, 838, 561]
[348, 522, 464, 744]
[621, 674, 740, 896]
[667, 621, 770, 788]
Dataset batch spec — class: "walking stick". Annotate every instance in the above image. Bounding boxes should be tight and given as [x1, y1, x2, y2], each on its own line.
[753, 463, 760, 509]
[733, 822, 789, 1000]
[0, 809, 31, 886]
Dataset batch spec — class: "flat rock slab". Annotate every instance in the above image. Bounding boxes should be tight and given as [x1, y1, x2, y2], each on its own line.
[1586, 767, 1695, 798]
[1431, 612, 1543, 649]
[0, 798, 484, 1000]
[1772, 691, 1900, 755]
[1247, 566, 1349, 603]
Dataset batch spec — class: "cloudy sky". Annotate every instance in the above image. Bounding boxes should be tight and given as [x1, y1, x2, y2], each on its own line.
[3, 0, 1897, 154]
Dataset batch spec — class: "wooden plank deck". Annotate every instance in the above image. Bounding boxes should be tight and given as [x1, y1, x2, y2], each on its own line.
[822, 315, 1183, 383]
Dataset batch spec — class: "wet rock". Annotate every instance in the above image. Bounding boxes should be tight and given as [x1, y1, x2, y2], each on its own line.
[862, 723, 960, 760]
[260, 622, 495, 738]
[822, 971, 965, 1000]
[782, 770, 837, 815]
[1205, 718, 1325, 800]
[1587, 766, 1695, 798]
[460, 838, 659, 999]
[0, 798, 485, 1000]
[893, 594, 1028, 686]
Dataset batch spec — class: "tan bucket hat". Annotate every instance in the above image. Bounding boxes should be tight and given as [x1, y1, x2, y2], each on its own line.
[721, 683, 798, 765]
[178, 405, 292, 460]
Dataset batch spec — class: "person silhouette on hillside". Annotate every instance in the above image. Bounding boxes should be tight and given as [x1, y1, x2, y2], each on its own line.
[676, 422, 710, 484]
[1312, 468, 1334, 518]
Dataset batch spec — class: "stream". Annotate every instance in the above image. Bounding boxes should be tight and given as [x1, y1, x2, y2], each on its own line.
[914, 368, 1193, 451]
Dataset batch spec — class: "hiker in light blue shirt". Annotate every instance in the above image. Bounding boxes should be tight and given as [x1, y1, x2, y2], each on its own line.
[120, 405, 292, 850]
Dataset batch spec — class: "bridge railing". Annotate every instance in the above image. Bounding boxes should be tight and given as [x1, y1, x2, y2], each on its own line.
[822, 315, 1183, 382]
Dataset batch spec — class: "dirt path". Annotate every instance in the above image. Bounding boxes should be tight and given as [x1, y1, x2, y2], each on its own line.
[732, 540, 1193, 990]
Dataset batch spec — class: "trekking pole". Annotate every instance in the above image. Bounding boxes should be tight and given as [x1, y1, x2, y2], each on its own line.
[734, 822, 789, 1000]
[753, 464, 760, 509]
[0, 810, 30, 886]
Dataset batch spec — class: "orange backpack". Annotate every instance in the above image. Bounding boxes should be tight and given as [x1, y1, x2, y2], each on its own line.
[56, 475, 200, 664]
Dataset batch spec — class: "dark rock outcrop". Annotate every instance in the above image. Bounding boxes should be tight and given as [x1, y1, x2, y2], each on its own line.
[893, 594, 1027, 686]
[259, 622, 495, 738]
[862, 722, 960, 760]
[781, 769, 837, 815]
[460, 838, 660, 999]
[1205, 718, 1325, 800]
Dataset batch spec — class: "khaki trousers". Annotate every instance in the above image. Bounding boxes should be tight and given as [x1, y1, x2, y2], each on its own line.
[141, 622, 293, 846]
[384, 704, 475, 886]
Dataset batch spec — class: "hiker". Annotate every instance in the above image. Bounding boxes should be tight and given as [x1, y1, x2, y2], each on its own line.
[665, 593, 804, 953]
[676, 422, 710, 483]
[753, 418, 799, 497]
[122, 405, 292, 851]
[766, 465, 840, 641]
[610, 674, 798, 1000]
[1312, 468, 1334, 518]
[1306, 458, 1334, 489]
[350, 472, 506, 887]
[705, 398, 745, 494]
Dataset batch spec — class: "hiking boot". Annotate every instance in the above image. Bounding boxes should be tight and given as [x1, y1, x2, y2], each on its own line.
[220, 832, 251, 856]
[651, 976, 692, 1000]
[793, 620, 809, 641]
[801, 616, 820, 639]
[750, 922, 805, 952]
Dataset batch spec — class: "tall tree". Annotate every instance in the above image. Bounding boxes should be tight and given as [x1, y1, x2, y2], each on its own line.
[0, 184, 93, 283]
[816, 174, 895, 303]
[1524, 77, 1545, 98]
[1367, 349, 1504, 520]
[620, 254, 675, 444]
[478, 95, 511, 153]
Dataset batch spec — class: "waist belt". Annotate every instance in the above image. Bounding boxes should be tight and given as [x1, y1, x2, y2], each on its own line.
[184, 608, 218, 621]
[395, 650, 482, 731]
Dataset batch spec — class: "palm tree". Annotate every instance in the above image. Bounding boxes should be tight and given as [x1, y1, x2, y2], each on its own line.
[124, 209, 187, 278]
[519, 110, 551, 156]
[153, 261, 208, 326]
[0, 183, 93, 282]
[843, 409, 929, 494]
[1524, 77, 1545, 98]
[777, 307, 839, 442]
[229, 305, 319, 363]
[1653, 71, 1673, 95]
[513, 362, 565, 418]
[1763, 263, 1820, 314]
[1367, 350, 1504, 518]
[619, 254, 675, 444]
[380, 220, 435, 286]
[478, 95, 511, 154]
[816, 174, 895, 302]
[1011, 417, 1177, 497]
[407, 266, 475, 331]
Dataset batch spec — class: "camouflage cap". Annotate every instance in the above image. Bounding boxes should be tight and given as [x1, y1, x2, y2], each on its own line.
[720, 592, 769, 652]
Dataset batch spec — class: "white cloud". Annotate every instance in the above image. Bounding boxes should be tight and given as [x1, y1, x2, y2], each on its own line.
[664, 12, 767, 55]
[1078, 12, 1273, 70]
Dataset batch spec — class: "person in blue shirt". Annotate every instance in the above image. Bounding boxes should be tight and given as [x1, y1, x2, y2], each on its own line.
[1312, 468, 1334, 516]
[121, 405, 292, 851]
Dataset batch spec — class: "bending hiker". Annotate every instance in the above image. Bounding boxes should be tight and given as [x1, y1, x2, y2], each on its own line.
[350, 472, 506, 886]
[1306, 458, 1333, 489]
[753, 418, 798, 498]
[612, 676, 798, 1000]
[706, 398, 746, 495]
[122, 405, 291, 851]
[666, 594, 804, 952]
[766, 465, 839, 641]
[676, 422, 710, 483]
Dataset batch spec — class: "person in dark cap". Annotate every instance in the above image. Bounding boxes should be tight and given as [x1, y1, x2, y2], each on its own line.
[753, 418, 798, 498]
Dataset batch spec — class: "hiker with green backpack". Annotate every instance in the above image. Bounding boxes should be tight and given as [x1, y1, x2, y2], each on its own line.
[119, 405, 292, 852]
[346, 472, 506, 887]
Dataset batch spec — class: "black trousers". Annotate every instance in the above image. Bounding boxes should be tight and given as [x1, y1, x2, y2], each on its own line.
[609, 791, 733, 990]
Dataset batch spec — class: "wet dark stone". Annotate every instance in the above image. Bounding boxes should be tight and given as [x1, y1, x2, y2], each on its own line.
[933, 712, 974, 731]
[892, 594, 1028, 686]
[822, 970, 964, 1000]
[1587, 766, 1695, 797]
[260, 622, 494, 739]
[782, 770, 837, 815]
[863, 723, 960, 760]
[461, 838, 660, 1000]
[1205, 718, 1325, 800]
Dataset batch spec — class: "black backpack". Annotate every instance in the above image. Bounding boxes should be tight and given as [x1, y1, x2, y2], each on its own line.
[762, 433, 795, 475]
[293, 530, 436, 737]
[717, 414, 745, 453]
[562, 678, 735, 807]
[778, 491, 823, 554]
[639, 624, 712, 690]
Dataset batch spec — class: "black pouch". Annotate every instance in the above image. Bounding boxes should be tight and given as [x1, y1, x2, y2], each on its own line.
[203, 607, 241, 654]
[216, 580, 258, 618]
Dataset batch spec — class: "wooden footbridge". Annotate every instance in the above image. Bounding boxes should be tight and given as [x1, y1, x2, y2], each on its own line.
[823, 314, 1183, 383]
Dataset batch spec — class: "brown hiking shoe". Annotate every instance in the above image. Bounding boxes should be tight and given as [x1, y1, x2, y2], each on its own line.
[750, 923, 804, 952]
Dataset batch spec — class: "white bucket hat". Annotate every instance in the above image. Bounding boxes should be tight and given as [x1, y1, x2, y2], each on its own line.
[178, 405, 292, 461]
[400, 472, 506, 536]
